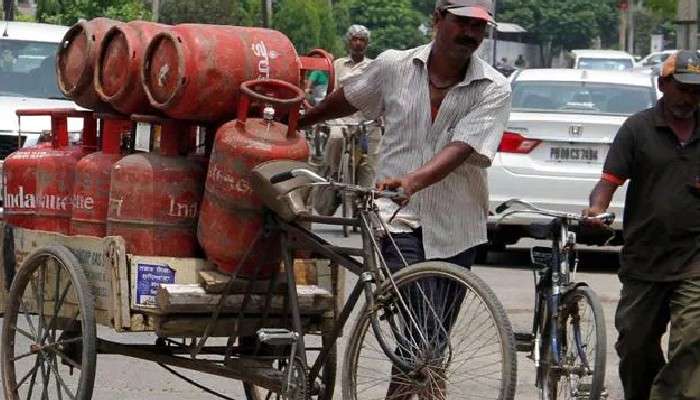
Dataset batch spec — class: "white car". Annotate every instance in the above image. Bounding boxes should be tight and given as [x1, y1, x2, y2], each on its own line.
[487, 69, 659, 251]
[0, 22, 80, 157]
[570, 49, 636, 71]
[635, 49, 677, 74]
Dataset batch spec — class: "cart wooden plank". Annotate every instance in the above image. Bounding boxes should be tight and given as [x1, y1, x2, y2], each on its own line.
[156, 284, 333, 314]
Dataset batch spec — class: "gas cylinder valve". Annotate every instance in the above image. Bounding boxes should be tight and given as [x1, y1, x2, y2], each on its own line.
[263, 105, 275, 122]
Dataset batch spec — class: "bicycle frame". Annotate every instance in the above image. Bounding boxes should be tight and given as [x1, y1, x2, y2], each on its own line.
[273, 200, 412, 388]
[495, 199, 613, 391]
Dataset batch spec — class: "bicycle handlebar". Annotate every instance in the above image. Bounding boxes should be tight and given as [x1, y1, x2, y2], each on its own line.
[269, 168, 405, 201]
[496, 198, 615, 225]
[321, 119, 382, 128]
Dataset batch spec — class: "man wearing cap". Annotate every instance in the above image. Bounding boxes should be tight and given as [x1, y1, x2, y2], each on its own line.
[301, 0, 510, 394]
[302, 0, 510, 268]
[584, 50, 700, 399]
[313, 24, 380, 216]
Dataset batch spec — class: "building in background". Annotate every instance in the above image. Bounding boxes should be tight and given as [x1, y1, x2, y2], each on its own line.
[478, 22, 542, 69]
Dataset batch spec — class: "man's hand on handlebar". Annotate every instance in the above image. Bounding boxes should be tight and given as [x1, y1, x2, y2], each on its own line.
[581, 207, 613, 228]
[375, 174, 421, 206]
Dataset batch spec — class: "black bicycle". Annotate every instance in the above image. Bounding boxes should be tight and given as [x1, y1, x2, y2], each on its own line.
[496, 199, 613, 400]
[323, 119, 381, 237]
[252, 163, 518, 399]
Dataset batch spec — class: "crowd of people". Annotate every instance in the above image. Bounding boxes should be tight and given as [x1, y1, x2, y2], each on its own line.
[302, 0, 700, 397]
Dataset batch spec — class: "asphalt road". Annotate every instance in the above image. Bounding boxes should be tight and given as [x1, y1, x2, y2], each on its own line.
[0, 225, 633, 399]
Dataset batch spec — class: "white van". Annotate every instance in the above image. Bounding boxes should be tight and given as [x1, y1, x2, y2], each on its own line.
[0, 22, 79, 157]
[570, 49, 636, 71]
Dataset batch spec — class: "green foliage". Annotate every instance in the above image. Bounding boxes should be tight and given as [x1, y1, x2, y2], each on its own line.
[347, 0, 428, 58]
[411, 0, 436, 16]
[644, 0, 676, 18]
[160, 0, 260, 26]
[36, 0, 150, 25]
[499, 0, 618, 64]
[273, 0, 343, 56]
[633, 7, 676, 55]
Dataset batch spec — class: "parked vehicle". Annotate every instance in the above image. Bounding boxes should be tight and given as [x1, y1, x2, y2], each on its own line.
[487, 68, 659, 251]
[635, 49, 677, 75]
[0, 22, 79, 159]
[570, 49, 636, 71]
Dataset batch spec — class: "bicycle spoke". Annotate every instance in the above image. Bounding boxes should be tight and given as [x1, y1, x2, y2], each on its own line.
[40, 279, 73, 345]
[48, 347, 81, 370]
[25, 353, 42, 400]
[47, 354, 77, 400]
[53, 355, 64, 400]
[16, 358, 41, 390]
[40, 355, 50, 400]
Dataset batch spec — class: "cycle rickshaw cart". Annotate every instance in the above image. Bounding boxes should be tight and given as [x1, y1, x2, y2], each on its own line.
[1, 94, 516, 400]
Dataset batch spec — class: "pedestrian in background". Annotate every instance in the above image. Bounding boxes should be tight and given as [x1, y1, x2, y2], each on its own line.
[584, 50, 700, 400]
[313, 24, 379, 216]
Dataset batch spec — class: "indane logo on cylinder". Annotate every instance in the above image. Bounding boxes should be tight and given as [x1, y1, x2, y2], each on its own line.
[3, 175, 36, 209]
[3, 176, 74, 211]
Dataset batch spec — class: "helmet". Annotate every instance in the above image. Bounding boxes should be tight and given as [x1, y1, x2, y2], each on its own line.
[346, 24, 371, 42]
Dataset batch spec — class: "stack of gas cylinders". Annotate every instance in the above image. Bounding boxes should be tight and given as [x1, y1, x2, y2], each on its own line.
[2, 18, 334, 278]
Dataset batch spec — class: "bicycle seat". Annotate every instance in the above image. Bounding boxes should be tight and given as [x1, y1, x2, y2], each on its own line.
[250, 160, 313, 222]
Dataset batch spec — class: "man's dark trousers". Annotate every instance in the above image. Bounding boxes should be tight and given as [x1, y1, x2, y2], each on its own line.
[616, 277, 700, 400]
[380, 228, 477, 359]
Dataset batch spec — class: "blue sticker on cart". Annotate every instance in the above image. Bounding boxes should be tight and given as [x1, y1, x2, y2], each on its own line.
[136, 263, 176, 305]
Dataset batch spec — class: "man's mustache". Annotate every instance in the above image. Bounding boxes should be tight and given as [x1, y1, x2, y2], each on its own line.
[455, 36, 479, 46]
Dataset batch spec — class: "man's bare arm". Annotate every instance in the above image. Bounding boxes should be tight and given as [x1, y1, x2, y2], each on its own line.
[584, 179, 619, 216]
[377, 142, 474, 197]
[299, 87, 358, 128]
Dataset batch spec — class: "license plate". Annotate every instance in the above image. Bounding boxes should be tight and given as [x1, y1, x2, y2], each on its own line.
[549, 146, 598, 162]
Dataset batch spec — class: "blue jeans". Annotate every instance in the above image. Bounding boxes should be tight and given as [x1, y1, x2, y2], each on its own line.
[380, 228, 477, 363]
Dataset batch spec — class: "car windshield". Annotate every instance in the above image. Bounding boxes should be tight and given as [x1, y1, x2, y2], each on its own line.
[0, 39, 65, 99]
[511, 81, 655, 116]
[577, 57, 633, 71]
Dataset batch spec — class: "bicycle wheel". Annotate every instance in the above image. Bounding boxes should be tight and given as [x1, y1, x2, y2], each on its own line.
[1, 246, 97, 400]
[343, 262, 517, 400]
[540, 286, 606, 400]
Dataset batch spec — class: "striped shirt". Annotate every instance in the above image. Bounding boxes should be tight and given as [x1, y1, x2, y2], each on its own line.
[329, 56, 373, 125]
[343, 42, 512, 259]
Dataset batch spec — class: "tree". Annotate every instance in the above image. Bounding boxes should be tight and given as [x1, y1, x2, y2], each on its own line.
[160, 0, 260, 26]
[273, 0, 343, 55]
[36, 0, 150, 25]
[347, 0, 428, 58]
[498, 0, 612, 66]
[644, 0, 676, 18]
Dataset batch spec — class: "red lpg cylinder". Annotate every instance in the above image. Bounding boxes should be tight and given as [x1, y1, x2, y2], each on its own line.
[71, 115, 132, 237]
[198, 79, 308, 277]
[142, 24, 301, 122]
[3, 109, 96, 232]
[107, 116, 204, 257]
[35, 112, 97, 234]
[57, 18, 121, 110]
[95, 21, 170, 115]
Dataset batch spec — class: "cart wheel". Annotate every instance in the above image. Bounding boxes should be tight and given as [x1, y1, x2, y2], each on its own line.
[243, 336, 336, 400]
[1, 246, 97, 400]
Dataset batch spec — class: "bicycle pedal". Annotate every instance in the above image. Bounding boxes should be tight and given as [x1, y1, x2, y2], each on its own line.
[257, 329, 299, 347]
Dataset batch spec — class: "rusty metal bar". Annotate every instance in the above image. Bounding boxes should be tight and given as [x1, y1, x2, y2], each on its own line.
[97, 339, 283, 392]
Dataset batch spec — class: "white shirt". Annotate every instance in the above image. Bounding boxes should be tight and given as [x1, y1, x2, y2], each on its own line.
[343, 42, 512, 259]
[329, 56, 373, 125]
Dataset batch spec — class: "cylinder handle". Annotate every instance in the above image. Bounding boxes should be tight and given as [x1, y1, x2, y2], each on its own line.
[237, 79, 306, 137]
